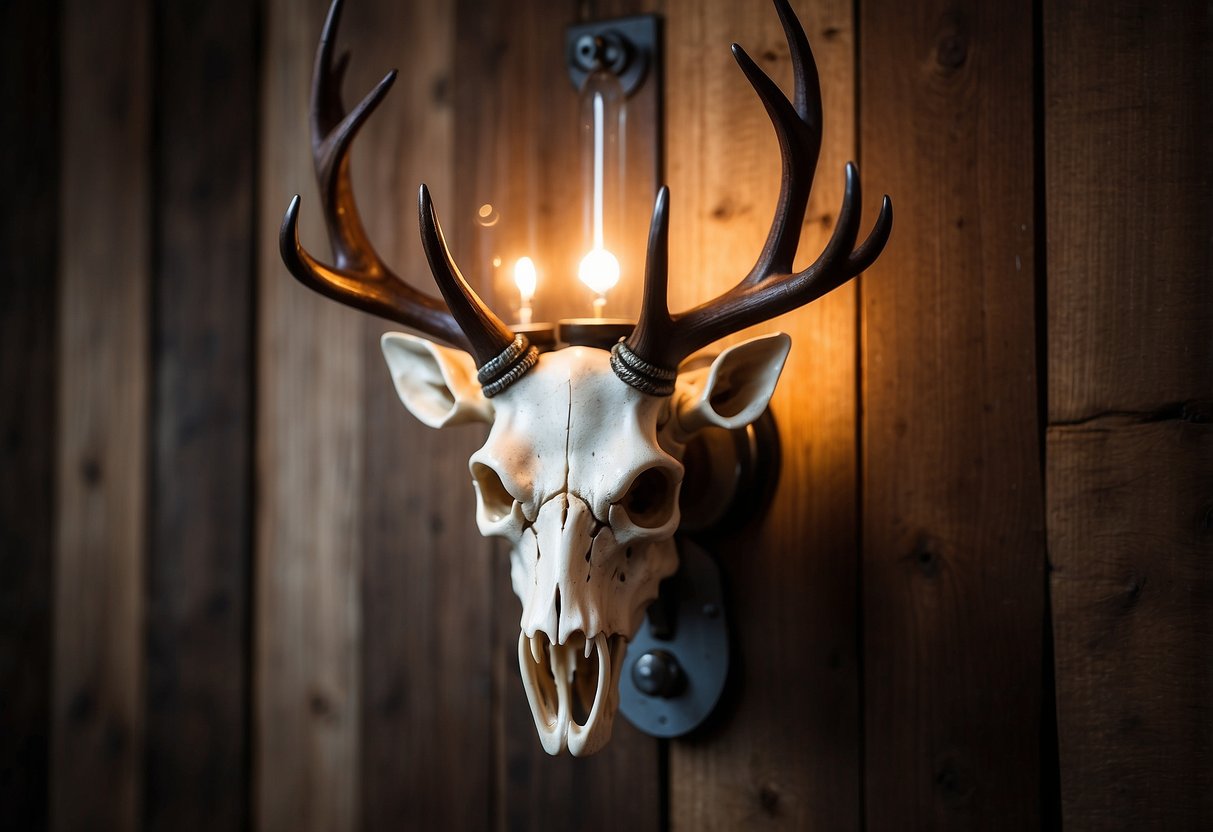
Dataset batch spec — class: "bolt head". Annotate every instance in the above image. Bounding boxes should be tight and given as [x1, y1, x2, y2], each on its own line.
[631, 649, 685, 698]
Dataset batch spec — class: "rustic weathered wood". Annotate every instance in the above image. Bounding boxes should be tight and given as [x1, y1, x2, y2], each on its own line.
[452, 0, 574, 324]
[257, 1, 363, 829]
[454, 0, 629, 325]
[52, 0, 151, 829]
[625, 2, 889, 381]
[452, 0, 664, 827]
[1044, 4, 1212, 425]
[1047, 418, 1212, 828]
[1045, 2, 1212, 827]
[859, 0, 1045, 827]
[332, 2, 497, 829]
[665, 0, 861, 828]
[493, 632, 662, 832]
[277, 0, 498, 361]
[0, 1, 59, 827]
[145, 1, 256, 829]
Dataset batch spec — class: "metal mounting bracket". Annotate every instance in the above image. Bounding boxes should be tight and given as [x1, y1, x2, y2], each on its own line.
[618, 537, 729, 738]
[565, 15, 660, 97]
[619, 407, 781, 738]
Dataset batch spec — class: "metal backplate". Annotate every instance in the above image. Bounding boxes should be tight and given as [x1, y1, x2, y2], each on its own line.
[619, 538, 728, 738]
[565, 15, 660, 97]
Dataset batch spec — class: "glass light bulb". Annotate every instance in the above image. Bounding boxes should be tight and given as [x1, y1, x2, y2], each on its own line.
[578, 247, 621, 295]
[513, 256, 537, 299]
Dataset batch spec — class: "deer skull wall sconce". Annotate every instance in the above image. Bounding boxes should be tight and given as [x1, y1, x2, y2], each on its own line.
[280, 0, 891, 757]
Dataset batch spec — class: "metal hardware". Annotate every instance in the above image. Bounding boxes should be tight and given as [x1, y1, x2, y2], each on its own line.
[631, 650, 686, 698]
[619, 537, 728, 738]
[678, 407, 781, 533]
[566, 15, 659, 97]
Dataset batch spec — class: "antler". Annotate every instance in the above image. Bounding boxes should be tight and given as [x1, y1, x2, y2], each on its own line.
[613, 0, 893, 396]
[280, 0, 534, 391]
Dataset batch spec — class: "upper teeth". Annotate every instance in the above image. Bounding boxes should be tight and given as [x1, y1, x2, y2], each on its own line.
[517, 631, 626, 757]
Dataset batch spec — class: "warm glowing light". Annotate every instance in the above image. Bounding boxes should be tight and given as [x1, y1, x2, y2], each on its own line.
[514, 256, 538, 299]
[578, 247, 620, 296]
[514, 256, 537, 325]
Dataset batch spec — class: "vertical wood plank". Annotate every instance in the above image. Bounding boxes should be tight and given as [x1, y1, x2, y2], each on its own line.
[257, 1, 363, 829]
[452, 1, 664, 827]
[0, 0, 59, 826]
[859, 0, 1045, 827]
[52, 0, 151, 828]
[665, 0, 861, 828]
[1045, 2, 1212, 827]
[147, 1, 256, 829]
[341, 2, 498, 829]
[1047, 420, 1212, 828]
[1044, 4, 1211, 424]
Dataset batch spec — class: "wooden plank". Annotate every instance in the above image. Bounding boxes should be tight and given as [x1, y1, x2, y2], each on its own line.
[145, 1, 256, 829]
[859, 0, 1045, 827]
[1044, 3, 1212, 424]
[1047, 418, 1212, 828]
[52, 0, 151, 828]
[338, 2, 497, 829]
[0, 0, 59, 827]
[1045, 2, 1212, 827]
[665, 0, 860, 828]
[449, 1, 664, 827]
[443, 0, 664, 825]
[256, 1, 363, 829]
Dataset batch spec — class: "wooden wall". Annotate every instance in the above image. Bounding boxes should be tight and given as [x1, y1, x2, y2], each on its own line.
[1, 0, 1208, 830]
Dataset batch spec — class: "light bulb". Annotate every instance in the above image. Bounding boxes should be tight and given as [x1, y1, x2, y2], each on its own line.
[578, 247, 620, 296]
[513, 256, 537, 300]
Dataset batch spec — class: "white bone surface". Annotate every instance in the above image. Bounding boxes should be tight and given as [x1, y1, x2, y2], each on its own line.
[380, 333, 790, 755]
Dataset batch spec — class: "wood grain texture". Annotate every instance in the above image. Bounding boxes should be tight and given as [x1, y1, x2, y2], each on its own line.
[146, 1, 256, 829]
[1045, 2, 1212, 827]
[0, 0, 58, 827]
[492, 652, 661, 832]
[52, 0, 150, 828]
[338, 2, 497, 829]
[453, 0, 583, 323]
[1044, 2, 1212, 424]
[1048, 417, 1212, 829]
[493, 559, 661, 825]
[452, 2, 663, 828]
[257, 1, 363, 829]
[665, 0, 861, 828]
[859, 0, 1045, 827]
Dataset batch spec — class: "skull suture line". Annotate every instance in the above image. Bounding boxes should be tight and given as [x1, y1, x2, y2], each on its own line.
[280, 0, 891, 756]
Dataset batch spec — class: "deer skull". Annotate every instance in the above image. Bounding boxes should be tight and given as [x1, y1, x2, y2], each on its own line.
[280, 0, 890, 756]
[381, 333, 791, 754]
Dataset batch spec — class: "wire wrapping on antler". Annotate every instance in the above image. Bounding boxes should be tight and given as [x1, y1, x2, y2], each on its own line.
[615, 0, 893, 395]
[279, 0, 535, 395]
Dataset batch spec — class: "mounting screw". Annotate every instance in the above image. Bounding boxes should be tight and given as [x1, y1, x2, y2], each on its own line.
[632, 650, 685, 698]
[575, 34, 606, 69]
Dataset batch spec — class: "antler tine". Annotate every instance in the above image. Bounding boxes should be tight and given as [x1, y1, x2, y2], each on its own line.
[733, 0, 823, 286]
[617, 0, 893, 393]
[280, 196, 469, 348]
[612, 188, 679, 396]
[310, 0, 395, 273]
[418, 186, 520, 368]
[279, 0, 475, 353]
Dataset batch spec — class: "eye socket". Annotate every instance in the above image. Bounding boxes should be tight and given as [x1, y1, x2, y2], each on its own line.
[471, 462, 516, 522]
[619, 467, 677, 529]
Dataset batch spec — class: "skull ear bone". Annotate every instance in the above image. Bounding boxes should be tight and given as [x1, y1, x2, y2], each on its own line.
[674, 332, 791, 435]
[380, 332, 494, 428]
